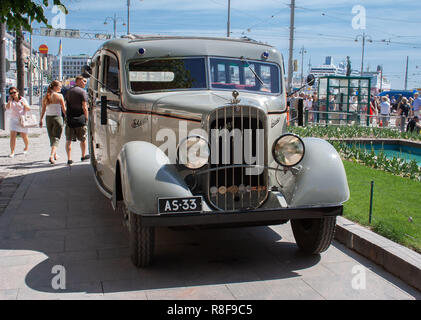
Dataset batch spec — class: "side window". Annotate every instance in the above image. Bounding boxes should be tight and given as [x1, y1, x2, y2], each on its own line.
[102, 55, 119, 93]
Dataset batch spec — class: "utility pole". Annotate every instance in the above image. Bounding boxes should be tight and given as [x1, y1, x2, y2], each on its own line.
[299, 46, 306, 87]
[380, 65, 383, 92]
[127, 0, 130, 34]
[355, 32, 372, 76]
[287, 0, 295, 94]
[227, 0, 231, 37]
[404, 56, 409, 90]
[0, 23, 6, 130]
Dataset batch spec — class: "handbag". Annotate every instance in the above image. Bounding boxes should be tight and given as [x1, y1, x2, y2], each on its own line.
[19, 112, 38, 128]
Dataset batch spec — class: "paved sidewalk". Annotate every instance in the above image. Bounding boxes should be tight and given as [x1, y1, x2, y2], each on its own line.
[0, 129, 420, 300]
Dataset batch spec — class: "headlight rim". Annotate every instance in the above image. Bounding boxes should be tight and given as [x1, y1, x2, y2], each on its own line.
[272, 133, 305, 167]
[176, 135, 210, 170]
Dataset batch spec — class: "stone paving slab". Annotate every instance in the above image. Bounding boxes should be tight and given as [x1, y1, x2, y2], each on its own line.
[335, 216, 421, 291]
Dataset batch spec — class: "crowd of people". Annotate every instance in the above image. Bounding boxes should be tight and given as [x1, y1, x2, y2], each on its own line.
[297, 91, 421, 134]
[4, 75, 91, 164]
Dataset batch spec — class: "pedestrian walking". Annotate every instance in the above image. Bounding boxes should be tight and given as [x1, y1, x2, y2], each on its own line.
[396, 97, 410, 128]
[369, 96, 378, 126]
[64, 75, 90, 165]
[380, 96, 391, 127]
[4, 87, 31, 157]
[411, 92, 421, 117]
[39, 80, 66, 164]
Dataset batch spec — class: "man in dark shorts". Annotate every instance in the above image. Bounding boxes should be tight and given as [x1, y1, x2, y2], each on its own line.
[65, 75, 90, 165]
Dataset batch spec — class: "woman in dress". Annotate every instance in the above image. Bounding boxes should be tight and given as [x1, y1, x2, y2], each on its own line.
[39, 80, 66, 164]
[4, 87, 31, 158]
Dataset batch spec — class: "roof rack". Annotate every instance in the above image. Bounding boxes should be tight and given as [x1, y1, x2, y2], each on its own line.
[118, 34, 268, 46]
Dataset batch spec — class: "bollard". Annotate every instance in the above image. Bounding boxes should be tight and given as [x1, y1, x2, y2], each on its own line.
[369, 180, 374, 224]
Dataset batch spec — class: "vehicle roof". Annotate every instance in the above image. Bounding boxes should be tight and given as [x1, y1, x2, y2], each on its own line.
[378, 90, 417, 97]
[94, 35, 283, 65]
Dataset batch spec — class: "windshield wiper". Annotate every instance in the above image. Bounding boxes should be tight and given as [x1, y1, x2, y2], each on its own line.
[240, 56, 264, 86]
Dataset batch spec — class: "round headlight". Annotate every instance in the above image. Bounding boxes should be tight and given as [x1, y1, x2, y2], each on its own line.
[272, 134, 305, 167]
[177, 136, 209, 169]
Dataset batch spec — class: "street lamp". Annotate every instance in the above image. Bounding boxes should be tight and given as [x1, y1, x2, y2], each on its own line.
[355, 32, 373, 76]
[104, 14, 126, 39]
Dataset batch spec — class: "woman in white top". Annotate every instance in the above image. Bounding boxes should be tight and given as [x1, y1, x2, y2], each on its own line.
[4, 87, 31, 158]
[39, 80, 66, 164]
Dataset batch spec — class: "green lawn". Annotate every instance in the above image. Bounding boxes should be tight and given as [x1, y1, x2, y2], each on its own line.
[343, 160, 421, 253]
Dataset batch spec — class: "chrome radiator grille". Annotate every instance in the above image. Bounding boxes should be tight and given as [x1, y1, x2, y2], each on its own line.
[207, 105, 268, 211]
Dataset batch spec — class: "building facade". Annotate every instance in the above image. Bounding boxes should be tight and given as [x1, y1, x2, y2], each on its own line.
[52, 54, 91, 80]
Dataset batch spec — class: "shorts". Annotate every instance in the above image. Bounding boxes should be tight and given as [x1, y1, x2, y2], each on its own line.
[380, 114, 390, 123]
[65, 125, 87, 142]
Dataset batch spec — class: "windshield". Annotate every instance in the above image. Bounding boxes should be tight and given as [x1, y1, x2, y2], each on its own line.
[128, 57, 281, 94]
[210, 58, 280, 94]
[129, 58, 206, 92]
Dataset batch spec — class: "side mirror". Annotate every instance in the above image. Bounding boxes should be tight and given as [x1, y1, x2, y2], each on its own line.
[100, 96, 107, 125]
[306, 74, 315, 86]
[81, 65, 92, 78]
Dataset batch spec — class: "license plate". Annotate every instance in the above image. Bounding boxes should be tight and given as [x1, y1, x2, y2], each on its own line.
[158, 196, 203, 214]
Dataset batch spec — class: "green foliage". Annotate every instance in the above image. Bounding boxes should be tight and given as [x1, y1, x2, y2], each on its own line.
[290, 125, 421, 141]
[0, 0, 67, 33]
[289, 125, 421, 181]
[330, 141, 421, 181]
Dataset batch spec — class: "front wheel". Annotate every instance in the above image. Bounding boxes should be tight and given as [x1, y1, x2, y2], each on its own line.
[127, 206, 155, 267]
[291, 216, 336, 254]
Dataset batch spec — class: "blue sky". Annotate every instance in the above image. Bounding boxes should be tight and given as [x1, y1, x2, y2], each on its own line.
[29, 0, 421, 89]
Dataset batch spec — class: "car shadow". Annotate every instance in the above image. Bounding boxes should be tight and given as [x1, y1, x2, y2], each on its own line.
[1, 163, 415, 298]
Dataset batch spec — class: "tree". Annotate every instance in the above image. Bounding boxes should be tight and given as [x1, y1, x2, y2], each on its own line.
[0, 0, 67, 33]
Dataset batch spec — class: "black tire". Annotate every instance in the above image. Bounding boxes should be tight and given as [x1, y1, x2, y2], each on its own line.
[291, 216, 336, 254]
[127, 207, 155, 267]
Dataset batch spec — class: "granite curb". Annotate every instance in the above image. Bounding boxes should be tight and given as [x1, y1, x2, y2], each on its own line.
[334, 216, 421, 292]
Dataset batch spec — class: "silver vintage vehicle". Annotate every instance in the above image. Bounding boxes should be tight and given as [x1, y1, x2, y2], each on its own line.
[83, 35, 349, 267]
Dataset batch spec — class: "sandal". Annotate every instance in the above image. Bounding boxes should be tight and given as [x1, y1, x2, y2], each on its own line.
[49, 158, 55, 165]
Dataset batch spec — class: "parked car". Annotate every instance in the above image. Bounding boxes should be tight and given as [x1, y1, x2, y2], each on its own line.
[84, 35, 349, 267]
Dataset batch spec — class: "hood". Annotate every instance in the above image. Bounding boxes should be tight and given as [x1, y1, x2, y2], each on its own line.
[150, 91, 284, 121]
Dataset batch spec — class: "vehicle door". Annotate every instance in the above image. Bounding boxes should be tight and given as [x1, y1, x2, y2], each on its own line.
[89, 54, 108, 190]
[99, 51, 122, 190]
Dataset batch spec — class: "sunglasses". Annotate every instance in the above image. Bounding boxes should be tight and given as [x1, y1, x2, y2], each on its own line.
[10, 91, 17, 94]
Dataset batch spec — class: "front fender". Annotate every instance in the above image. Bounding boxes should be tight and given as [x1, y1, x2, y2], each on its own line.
[115, 141, 195, 215]
[289, 137, 350, 207]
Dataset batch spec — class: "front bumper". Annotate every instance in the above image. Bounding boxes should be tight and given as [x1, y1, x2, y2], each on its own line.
[138, 205, 343, 227]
